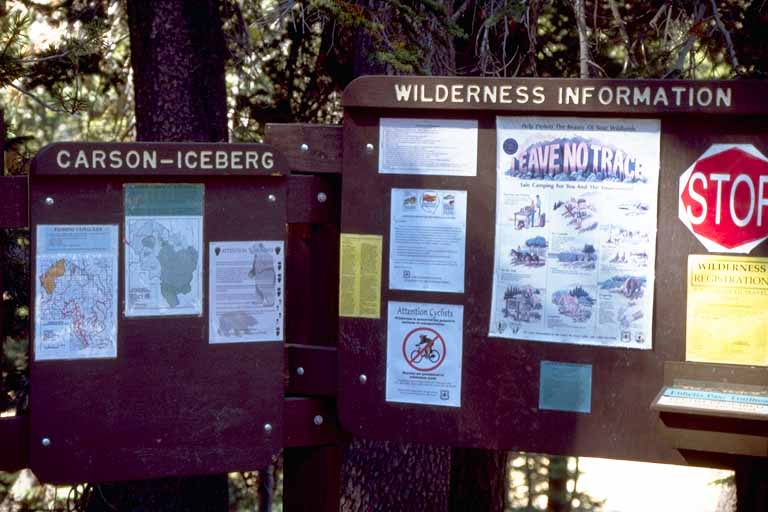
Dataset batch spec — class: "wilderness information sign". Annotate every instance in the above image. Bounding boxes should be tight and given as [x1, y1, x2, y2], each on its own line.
[488, 117, 660, 349]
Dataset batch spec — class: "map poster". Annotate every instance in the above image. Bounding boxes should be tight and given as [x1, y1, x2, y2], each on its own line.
[686, 254, 768, 366]
[124, 184, 203, 317]
[379, 118, 478, 176]
[489, 117, 660, 349]
[389, 189, 467, 293]
[386, 301, 463, 407]
[34, 225, 118, 360]
[209, 241, 284, 343]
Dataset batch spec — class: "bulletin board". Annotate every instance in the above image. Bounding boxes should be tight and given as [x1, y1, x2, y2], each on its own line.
[337, 77, 768, 464]
[28, 142, 288, 483]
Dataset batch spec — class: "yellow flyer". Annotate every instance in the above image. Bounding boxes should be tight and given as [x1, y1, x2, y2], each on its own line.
[687, 255, 768, 366]
[339, 233, 382, 319]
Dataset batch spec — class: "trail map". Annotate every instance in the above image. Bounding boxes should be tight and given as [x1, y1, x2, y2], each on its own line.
[124, 184, 203, 317]
[34, 225, 118, 360]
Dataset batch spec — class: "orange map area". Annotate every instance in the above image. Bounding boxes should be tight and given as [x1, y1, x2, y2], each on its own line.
[41, 259, 66, 295]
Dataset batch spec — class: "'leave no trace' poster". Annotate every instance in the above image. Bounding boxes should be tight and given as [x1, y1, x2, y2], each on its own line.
[489, 117, 660, 349]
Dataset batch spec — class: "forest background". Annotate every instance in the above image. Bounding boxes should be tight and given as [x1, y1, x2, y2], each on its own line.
[0, 0, 762, 510]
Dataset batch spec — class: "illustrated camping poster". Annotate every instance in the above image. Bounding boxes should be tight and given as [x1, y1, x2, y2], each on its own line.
[488, 117, 660, 349]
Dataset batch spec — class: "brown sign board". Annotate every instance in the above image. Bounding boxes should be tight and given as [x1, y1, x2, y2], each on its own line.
[29, 142, 285, 483]
[337, 77, 768, 465]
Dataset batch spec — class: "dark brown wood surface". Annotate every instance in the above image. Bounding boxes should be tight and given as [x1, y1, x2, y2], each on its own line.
[337, 80, 768, 465]
[344, 76, 768, 115]
[267, 125, 344, 512]
[33, 142, 288, 176]
[266, 124, 342, 175]
[28, 166, 286, 483]
[286, 344, 337, 397]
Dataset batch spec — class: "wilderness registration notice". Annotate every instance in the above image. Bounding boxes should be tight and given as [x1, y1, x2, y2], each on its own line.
[686, 254, 768, 366]
[488, 117, 660, 349]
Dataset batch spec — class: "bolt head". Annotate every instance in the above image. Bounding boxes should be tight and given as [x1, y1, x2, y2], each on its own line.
[365, 143, 374, 153]
[300, 143, 309, 153]
[267, 194, 277, 203]
[263, 423, 273, 433]
[295, 366, 305, 376]
[317, 192, 327, 203]
[45, 197, 55, 206]
[41, 437, 51, 447]
[359, 374, 368, 384]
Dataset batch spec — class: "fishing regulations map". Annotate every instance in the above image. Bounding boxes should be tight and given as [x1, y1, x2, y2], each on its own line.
[489, 117, 660, 349]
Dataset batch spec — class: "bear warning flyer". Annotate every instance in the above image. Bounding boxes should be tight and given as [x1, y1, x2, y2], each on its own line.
[488, 117, 660, 349]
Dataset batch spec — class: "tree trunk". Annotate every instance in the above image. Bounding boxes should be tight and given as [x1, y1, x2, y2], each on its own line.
[448, 448, 508, 512]
[546, 456, 569, 512]
[127, 0, 228, 142]
[573, 0, 590, 78]
[85, 1, 229, 510]
[340, 438, 451, 512]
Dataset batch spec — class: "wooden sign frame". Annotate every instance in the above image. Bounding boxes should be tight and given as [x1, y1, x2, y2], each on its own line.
[28, 142, 287, 483]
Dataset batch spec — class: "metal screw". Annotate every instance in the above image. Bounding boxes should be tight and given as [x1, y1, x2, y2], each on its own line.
[41, 437, 51, 447]
[267, 194, 277, 203]
[317, 192, 327, 203]
[300, 143, 309, 153]
[365, 143, 374, 154]
[263, 423, 273, 433]
[359, 374, 368, 384]
[296, 366, 305, 376]
[313, 415, 324, 426]
[45, 197, 55, 206]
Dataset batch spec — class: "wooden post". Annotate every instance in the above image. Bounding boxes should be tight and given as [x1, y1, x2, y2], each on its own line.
[267, 124, 343, 512]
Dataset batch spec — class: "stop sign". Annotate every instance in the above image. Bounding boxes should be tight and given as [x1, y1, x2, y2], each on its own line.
[678, 144, 768, 253]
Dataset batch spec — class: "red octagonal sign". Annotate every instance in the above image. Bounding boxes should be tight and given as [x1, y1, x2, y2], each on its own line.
[679, 144, 768, 253]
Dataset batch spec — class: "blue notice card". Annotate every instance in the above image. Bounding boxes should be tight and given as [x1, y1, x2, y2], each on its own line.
[539, 361, 592, 414]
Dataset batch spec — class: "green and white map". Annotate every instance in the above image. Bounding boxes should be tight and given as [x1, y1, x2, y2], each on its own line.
[124, 184, 204, 317]
[125, 217, 202, 316]
[35, 225, 118, 360]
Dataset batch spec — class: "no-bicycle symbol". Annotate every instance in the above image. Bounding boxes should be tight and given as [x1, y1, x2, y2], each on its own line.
[402, 327, 447, 372]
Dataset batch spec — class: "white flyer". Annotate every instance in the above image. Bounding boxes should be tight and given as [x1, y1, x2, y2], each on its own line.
[386, 301, 463, 407]
[34, 225, 118, 360]
[124, 184, 203, 317]
[389, 189, 467, 293]
[489, 117, 660, 349]
[379, 118, 478, 176]
[209, 241, 284, 343]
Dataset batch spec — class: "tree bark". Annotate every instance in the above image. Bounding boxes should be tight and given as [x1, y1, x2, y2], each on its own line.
[573, 0, 590, 78]
[546, 456, 569, 512]
[448, 448, 508, 512]
[85, 1, 230, 510]
[340, 438, 451, 512]
[127, 0, 228, 142]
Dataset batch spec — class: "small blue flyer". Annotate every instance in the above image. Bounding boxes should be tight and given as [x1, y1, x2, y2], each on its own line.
[539, 361, 592, 413]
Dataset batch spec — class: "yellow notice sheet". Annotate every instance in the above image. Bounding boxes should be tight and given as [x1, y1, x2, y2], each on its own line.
[687, 254, 768, 366]
[339, 233, 382, 318]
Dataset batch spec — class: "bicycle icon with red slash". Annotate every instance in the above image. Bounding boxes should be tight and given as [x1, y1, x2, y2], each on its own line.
[402, 327, 447, 372]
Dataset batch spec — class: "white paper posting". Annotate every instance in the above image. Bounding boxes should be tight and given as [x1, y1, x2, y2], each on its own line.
[489, 117, 660, 349]
[379, 118, 478, 176]
[209, 241, 284, 343]
[386, 301, 463, 407]
[34, 225, 118, 360]
[389, 189, 467, 293]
